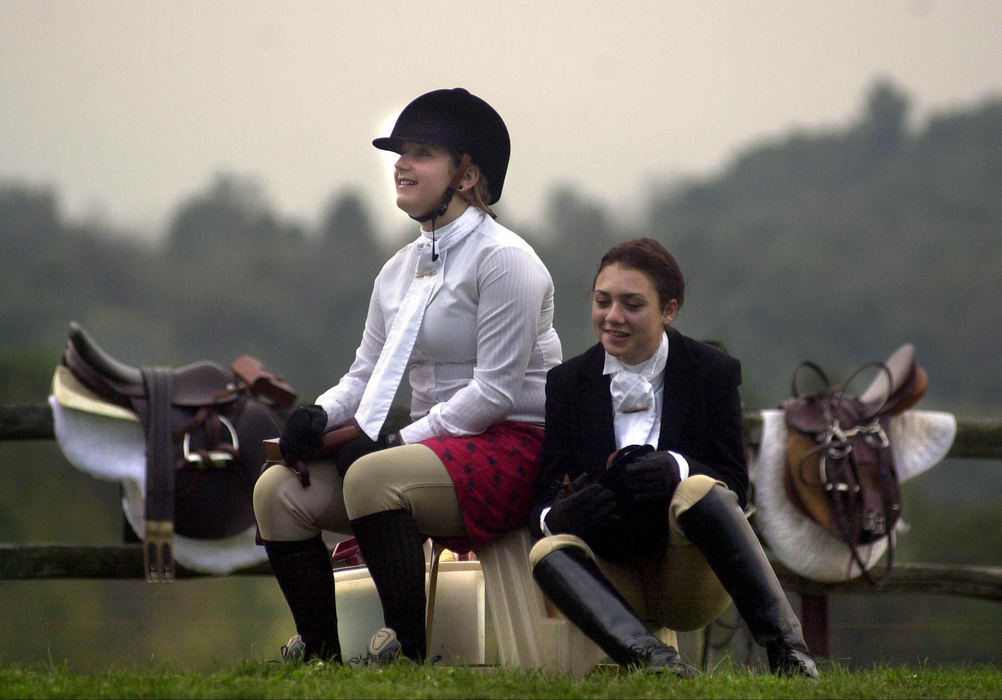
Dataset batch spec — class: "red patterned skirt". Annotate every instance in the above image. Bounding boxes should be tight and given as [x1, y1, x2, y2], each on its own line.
[422, 422, 544, 553]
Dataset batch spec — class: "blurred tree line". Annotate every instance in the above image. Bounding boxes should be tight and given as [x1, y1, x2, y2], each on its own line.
[1, 79, 1000, 669]
[2, 79, 1001, 415]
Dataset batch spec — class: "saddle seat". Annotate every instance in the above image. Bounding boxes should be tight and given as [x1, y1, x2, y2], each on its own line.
[64, 321, 238, 412]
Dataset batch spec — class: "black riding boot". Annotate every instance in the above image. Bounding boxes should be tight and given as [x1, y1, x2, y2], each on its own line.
[532, 546, 699, 678]
[263, 535, 342, 663]
[677, 485, 819, 680]
[350, 509, 428, 662]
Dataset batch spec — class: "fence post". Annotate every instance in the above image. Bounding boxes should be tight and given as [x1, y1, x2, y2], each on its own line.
[800, 593, 829, 659]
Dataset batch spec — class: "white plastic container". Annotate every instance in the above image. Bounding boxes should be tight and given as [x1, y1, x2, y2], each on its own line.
[334, 560, 486, 665]
[476, 528, 608, 677]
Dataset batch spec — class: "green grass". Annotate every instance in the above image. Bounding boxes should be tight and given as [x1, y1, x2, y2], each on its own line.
[1, 661, 1000, 699]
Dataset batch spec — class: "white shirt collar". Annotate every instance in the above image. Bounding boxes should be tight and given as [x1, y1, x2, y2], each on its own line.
[603, 330, 669, 379]
[416, 206, 484, 250]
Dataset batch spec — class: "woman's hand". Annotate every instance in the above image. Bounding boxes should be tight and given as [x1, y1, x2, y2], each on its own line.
[545, 473, 621, 538]
[623, 451, 682, 507]
[278, 404, 328, 461]
[333, 429, 402, 477]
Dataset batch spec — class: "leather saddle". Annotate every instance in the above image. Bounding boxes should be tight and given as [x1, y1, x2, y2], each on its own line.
[61, 321, 296, 581]
[782, 343, 928, 582]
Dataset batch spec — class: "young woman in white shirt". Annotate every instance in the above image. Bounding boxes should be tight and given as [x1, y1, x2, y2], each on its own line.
[253, 88, 561, 664]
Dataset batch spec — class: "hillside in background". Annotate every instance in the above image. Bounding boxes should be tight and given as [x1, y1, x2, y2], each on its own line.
[3, 80, 1000, 416]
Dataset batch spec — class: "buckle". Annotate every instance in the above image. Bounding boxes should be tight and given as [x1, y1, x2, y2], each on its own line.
[181, 414, 239, 467]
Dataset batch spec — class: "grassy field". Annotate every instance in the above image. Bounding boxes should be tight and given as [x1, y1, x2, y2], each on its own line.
[1, 661, 1000, 699]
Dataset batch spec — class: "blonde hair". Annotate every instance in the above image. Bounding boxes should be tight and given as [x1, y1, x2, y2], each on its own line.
[451, 151, 497, 218]
[464, 177, 495, 218]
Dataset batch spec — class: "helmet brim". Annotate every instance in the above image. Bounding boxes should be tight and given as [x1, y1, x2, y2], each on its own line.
[371, 137, 403, 153]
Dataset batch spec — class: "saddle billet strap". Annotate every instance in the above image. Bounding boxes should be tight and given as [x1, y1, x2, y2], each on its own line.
[142, 367, 176, 582]
[865, 435, 902, 585]
[144, 519, 174, 584]
[824, 432, 898, 586]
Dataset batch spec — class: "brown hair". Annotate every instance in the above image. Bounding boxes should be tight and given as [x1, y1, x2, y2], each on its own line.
[593, 237, 685, 311]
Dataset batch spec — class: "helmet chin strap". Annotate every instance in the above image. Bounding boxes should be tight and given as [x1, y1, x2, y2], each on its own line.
[411, 153, 472, 224]
[411, 154, 473, 261]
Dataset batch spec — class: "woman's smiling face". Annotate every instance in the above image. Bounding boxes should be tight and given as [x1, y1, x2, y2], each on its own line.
[393, 141, 455, 220]
[591, 262, 677, 365]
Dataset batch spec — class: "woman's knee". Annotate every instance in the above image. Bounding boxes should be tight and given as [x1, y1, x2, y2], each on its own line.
[669, 475, 728, 528]
[528, 533, 595, 568]
[253, 464, 291, 519]
[253, 463, 327, 541]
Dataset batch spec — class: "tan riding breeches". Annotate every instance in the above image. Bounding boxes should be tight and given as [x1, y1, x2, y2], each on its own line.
[528, 474, 733, 632]
[252, 444, 468, 542]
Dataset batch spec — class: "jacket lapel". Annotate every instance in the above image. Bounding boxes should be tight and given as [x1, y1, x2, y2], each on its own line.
[658, 328, 695, 450]
[577, 345, 618, 460]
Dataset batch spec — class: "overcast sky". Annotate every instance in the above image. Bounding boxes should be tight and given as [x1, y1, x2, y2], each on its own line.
[3, 0, 1001, 240]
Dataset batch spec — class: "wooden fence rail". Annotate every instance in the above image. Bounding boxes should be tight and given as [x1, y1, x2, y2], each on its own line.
[3, 403, 1001, 661]
[6, 404, 1002, 461]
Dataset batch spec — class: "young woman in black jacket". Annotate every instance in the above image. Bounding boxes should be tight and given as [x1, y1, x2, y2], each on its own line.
[528, 237, 818, 679]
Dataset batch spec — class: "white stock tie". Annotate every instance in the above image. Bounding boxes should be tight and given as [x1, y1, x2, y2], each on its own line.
[354, 243, 441, 439]
[610, 372, 655, 414]
[605, 331, 669, 447]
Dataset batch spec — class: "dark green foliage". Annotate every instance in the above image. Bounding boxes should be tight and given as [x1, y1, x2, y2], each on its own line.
[638, 82, 1002, 411]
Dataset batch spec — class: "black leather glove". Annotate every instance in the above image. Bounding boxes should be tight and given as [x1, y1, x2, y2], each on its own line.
[588, 445, 679, 560]
[600, 444, 653, 502]
[622, 449, 682, 508]
[333, 430, 403, 477]
[544, 473, 621, 539]
[278, 404, 328, 461]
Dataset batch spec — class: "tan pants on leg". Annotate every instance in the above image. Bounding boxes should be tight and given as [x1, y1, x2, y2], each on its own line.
[529, 474, 733, 632]
[253, 444, 468, 542]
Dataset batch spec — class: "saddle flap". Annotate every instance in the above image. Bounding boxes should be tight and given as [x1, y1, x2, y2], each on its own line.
[783, 432, 836, 533]
[168, 360, 238, 407]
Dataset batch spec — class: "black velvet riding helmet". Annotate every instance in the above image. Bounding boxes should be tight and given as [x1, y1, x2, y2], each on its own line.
[372, 87, 511, 205]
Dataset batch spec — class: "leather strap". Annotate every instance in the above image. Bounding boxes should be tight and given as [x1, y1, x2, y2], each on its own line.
[141, 367, 176, 582]
[411, 154, 473, 223]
